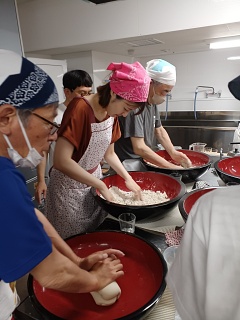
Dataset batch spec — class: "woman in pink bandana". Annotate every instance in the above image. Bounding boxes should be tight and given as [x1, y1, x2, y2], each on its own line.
[45, 61, 151, 239]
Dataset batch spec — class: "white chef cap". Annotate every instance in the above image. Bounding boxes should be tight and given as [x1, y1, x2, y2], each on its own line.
[146, 59, 176, 86]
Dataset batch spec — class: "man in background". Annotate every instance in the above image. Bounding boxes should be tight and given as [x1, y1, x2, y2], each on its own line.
[114, 59, 191, 170]
[35, 70, 93, 203]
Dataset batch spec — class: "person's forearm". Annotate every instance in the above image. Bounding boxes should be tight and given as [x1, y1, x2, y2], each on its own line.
[54, 138, 105, 190]
[31, 246, 98, 293]
[35, 209, 80, 265]
[155, 127, 176, 156]
[139, 146, 179, 168]
[131, 137, 179, 169]
[36, 151, 47, 183]
[56, 157, 105, 190]
[105, 144, 135, 181]
[105, 150, 131, 181]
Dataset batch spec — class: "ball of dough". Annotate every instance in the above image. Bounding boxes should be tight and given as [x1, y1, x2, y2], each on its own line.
[90, 281, 121, 306]
[90, 291, 117, 306]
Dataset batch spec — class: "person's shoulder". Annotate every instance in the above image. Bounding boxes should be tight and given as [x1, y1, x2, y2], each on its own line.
[192, 186, 240, 222]
[0, 157, 21, 178]
[209, 186, 239, 200]
[0, 159, 29, 198]
[67, 97, 87, 109]
[65, 98, 91, 119]
[0, 156, 12, 169]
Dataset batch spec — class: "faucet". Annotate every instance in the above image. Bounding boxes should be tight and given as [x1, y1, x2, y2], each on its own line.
[194, 86, 221, 120]
[165, 93, 172, 120]
[196, 86, 215, 94]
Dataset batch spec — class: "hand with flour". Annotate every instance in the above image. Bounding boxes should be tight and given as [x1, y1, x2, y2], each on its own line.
[78, 249, 124, 271]
[78, 249, 124, 306]
[89, 255, 124, 289]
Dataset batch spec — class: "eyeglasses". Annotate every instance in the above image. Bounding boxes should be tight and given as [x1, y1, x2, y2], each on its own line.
[31, 113, 60, 135]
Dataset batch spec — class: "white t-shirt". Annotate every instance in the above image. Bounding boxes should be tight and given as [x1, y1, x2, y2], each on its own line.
[47, 103, 67, 172]
[0, 281, 19, 320]
[167, 186, 240, 320]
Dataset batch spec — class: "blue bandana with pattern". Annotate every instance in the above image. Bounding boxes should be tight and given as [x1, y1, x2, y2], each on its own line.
[0, 53, 59, 109]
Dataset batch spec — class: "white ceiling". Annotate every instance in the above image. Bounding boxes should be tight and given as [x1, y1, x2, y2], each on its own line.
[24, 22, 240, 58]
[16, 0, 240, 58]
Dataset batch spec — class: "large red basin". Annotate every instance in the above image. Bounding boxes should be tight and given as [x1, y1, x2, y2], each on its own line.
[94, 171, 186, 220]
[178, 187, 218, 221]
[214, 157, 240, 184]
[28, 231, 167, 320]
[143, 149, 212, 183]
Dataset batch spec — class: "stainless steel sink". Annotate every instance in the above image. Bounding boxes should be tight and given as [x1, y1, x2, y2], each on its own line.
[159, 111, 240, 152]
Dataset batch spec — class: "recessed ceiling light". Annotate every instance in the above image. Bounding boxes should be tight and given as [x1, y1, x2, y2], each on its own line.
[210, 39, 240, 49]
[227, 56, 240, 60]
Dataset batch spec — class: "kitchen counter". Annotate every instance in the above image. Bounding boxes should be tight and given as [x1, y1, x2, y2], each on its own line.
[13, 167, 222, 320]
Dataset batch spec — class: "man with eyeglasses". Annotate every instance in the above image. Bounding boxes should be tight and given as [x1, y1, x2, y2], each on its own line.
[35, 70, 93, 204]
[0, 50, 124, 319]
[114, 59, 192, 169]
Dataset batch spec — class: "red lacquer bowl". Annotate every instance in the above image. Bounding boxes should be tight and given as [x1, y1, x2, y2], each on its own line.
[143, 149, 212, 183]
[28, 231, 167, 320]
[214, 157, 240, 184]
[178, 187, 218, 221]
[94, 171, 186, 220]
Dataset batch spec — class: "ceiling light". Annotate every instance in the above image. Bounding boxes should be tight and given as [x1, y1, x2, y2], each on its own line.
[210, 39, 240, 49]
[227, 56, 240, 60]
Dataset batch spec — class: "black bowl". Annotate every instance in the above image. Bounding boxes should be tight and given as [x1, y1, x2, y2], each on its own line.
[214, 157, 240, 184]
[178, 187, 218, 221]
[28, 231, 167, 320]
[143, 149, 212, 183]
[94, 171, 186, 221]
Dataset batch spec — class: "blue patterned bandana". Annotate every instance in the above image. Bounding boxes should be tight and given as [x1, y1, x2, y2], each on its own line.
[0, 49, 59, 109]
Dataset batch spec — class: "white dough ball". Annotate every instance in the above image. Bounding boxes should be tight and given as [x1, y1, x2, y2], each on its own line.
[90, 291, 117, 306]
[90, 281, 121, 306]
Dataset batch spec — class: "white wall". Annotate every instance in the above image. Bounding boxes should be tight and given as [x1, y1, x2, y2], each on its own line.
[0, 0, 23, 54]
[17, 0, 240, 111]
[26, 45, 240, 112]
[17, 0, 240, 53]
[50, 50, 134, 92]
[53, 51, 94, 84]
[28, 57, 67, 103]
[139, 47, 240, 112]
[43, 47, 240, 111]
[91, 51, 133, 91]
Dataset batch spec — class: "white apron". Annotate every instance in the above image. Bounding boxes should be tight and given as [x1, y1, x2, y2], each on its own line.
[45, 116, 114, 239]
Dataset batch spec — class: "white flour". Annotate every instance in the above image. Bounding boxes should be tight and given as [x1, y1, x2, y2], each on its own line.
[107, 186, 169, 206]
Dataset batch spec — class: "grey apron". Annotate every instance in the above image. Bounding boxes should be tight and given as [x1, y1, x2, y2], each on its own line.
[45, 116, 114, 239]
